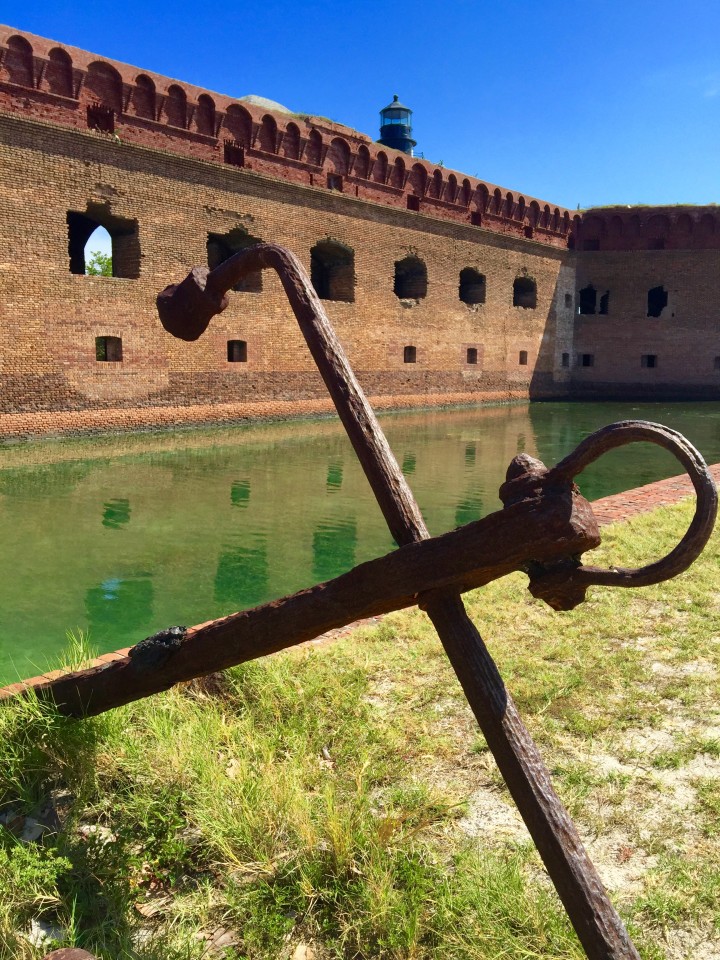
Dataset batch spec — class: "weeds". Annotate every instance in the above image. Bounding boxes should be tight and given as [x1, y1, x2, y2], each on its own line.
[0, 501, 718, 958]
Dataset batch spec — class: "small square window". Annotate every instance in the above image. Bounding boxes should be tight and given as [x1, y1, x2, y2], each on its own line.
[470, 211, 482, 226]
[466, 347, 478, 365]
[227, 339, 247, 362]
[96, 336, 123, 361]
[714, 356, 720, 370]
[641, 354, 657, 369]
[403, 345, 417, 363]
[519, 350, 528, 366]
[327, 173, 343, 192]
[223, 140, 245, 167]
[87, 103, 115, 133]
[523, 226, 534, 239]
[561, 352, 570, 368]
[579, 353, 594, 368]
[407, 195, 420, 211]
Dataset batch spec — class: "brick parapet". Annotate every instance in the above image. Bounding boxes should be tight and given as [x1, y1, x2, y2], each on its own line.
[0, 23, 574, 248]
[2, 463, 717, 699]
[577, 205, 720, 252]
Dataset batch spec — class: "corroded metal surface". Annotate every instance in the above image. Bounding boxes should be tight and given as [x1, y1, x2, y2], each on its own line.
[25, 244, 717, 960]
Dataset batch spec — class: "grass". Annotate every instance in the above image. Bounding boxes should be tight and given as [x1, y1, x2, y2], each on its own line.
[0, 500, 718, 958]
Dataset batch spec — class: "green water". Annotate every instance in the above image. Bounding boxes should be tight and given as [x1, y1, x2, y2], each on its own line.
[1, 401, 719, 684]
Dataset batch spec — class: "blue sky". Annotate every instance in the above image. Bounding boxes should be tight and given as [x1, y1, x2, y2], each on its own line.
[3, 0, 720, 209]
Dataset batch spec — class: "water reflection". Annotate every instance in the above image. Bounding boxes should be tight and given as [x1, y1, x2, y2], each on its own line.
[85, 576, 153, 634]
[102, 498, 131, 529]
[455, 495, 483, 527]
[1, 401, 719, 683]
[231, 480, 250, 508]
[214, 538, 269, 611]
[402, 454, 416, 476]
[313, 519, 357, 582]
[326, 463, 343, 491]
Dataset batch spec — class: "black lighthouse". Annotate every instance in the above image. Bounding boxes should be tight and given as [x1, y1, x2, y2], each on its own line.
[378, 95, 416, 155]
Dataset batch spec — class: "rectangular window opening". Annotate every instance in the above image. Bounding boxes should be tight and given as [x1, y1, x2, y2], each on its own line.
[466, 347, 478, 365]
[223, 140, 245, 167]
[407, 195, 420, 211]
[714, 356, 720, 371]
[403, 345, 417, 364]
[227, 339, 248, 362]
[641, 354, 657, 369]
[579, 353, 594, 368]
[327, 173, 343, 192]
[87, 103, 115, 133]
[470, 211, 482, 226]
[96, 336, 123, 362]
[518, 350, 528, 366]
[561, 352, 570, 368]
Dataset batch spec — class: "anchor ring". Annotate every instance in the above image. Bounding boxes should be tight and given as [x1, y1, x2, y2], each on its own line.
[546, 419, 717, 591]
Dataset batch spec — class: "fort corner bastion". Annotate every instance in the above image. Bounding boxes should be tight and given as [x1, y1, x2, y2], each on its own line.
[0, 25, 718, 438]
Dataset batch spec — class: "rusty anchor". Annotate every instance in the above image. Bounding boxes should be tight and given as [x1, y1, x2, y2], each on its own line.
[27, 244, 716, 960]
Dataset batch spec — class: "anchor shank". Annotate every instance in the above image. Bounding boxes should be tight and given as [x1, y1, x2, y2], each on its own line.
[157, 243, 642, 958]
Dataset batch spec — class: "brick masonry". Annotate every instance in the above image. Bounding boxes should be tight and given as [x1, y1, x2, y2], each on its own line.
[1, 463, 718, 698]
[0, 25, 718, 435]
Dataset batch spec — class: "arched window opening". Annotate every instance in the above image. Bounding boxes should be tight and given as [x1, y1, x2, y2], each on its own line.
[306, 129, 322, 165]
[196, 94, 216, 136]
[505, 192, 514, 218]
[259, 114, 278, 153]
[430, 169, 443, 199]
[310, 240, 355, 302]
[578, 285, 597, 315]
[492, 188, 502, 214]
[459, 268, 486, 305]
[647, 285, 668, 318]
[95, 336, 123, 362]
[328, 138, 350, 175]
[46, 48, 73, 97]
[475, 184, 490, 212]
[67, 206, 140, 278]
[392, 157, 406, 188]
[447, 175, 458, 203]
[86, 61, 122, 113]
[528, 201, 540, 227]
[513, 277, 536, 309]
[542, 205, 551, 228]
[373, 151, 388, 183]
[227, 340, 248, 362]
[517, 197, 526, 222]
[461, 179, 472, 207]
[207, 228, 264, 293]
[165, 85, 187, 128]
[133, 75, 156, 120]
[4, 36, 34, 87]
[410, 163, 427, 197]
[355, 145, 370, 179]
[394, 256, 427, 300]
[282, 122, 301, 159]
[403, 345, 417, 363]
[223, 105, 252, 146]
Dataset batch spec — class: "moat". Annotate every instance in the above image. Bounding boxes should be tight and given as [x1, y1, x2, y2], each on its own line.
[1, 400, 719, 684]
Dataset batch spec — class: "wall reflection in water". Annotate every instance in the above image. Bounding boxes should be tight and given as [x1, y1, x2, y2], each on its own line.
[2, 401, 719, 682]
[214, 537, 268, 611]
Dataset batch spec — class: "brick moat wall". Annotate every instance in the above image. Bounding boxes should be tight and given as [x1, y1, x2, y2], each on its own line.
[0, 24, 718, 436]
[0, 109, 576, 427]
